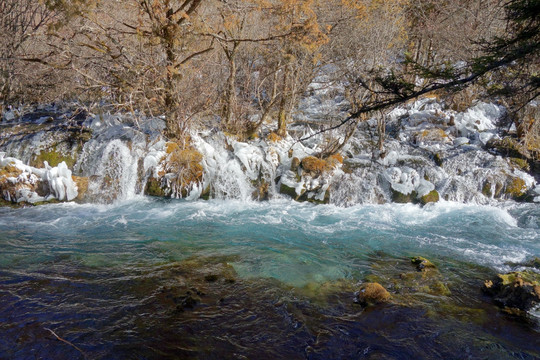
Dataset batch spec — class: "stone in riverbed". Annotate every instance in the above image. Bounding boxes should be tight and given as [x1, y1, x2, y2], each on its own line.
[482, 271, 540, 312]
[411, 256, 437, 272]
[354, 282, 391, 306]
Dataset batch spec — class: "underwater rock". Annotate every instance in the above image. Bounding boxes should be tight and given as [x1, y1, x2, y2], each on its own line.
[411, 256, 437, 272]
[354, 282, 391, 306]
[482, 271, 540, 312]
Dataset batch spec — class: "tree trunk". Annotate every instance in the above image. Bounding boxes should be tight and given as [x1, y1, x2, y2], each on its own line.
[276, 63, 291, 137]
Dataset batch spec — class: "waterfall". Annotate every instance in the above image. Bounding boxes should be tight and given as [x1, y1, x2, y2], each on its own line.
[86, 140, 141, 203]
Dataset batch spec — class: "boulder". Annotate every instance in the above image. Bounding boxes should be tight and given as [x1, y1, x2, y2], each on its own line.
[411, 256, 437, 272]
[482, 271, 540, 312]
[354, 282, 391, 306]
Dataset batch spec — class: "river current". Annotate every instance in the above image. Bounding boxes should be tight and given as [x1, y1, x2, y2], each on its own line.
[1, 199, 539, 359]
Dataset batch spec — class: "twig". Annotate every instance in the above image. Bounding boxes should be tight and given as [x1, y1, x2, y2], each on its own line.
[44, 327, 86, 358]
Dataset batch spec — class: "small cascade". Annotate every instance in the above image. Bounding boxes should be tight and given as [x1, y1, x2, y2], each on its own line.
[193, 134, 282, 201]
[0, 99, 537, 206]
[87, 140, 141, 203]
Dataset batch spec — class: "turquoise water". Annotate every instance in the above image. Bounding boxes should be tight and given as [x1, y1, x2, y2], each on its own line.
[1, 199, 539, 359]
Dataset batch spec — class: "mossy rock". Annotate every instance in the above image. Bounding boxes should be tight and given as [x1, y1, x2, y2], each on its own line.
[419, 190, 439, 205]
[279, 183, 300, 200]
[433, 153, 444, 167]
[354, 282, 391, 306]
[145, 177, 168, 197]
[290, 157, 301, 172]
[505, 176, 530, 201]
[392, 189, 418, 204]
[298, 189, 330, 205]
[486, 137, 524, 159]
[482, 181, 493, 197]
[483, 271, 540, 312]
[301, 156, 327, 174]
[31, 147, 77, 169]
[411, 256, 437, 272]
[509, 157, 530, 171]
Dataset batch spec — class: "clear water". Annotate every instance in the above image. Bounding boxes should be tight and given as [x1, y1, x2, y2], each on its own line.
[1, 199, 539, 359]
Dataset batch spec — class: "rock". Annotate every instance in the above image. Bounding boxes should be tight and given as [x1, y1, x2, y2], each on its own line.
[414, 128, 450, 144]
[504, 176, 530, 201]
[145, 176, 167, 197]
[290, 157, 301, 172]
[72, 175, 89, 202]
[411, 256, 436, 272]
[354, 282, 391, 306]
[391, 189, 417, 204]
[301, 156, 327, 175]
[419, 190, 439, 205]
[433, 153, 444, 167]
[279, 183, 300, 200]
[482, 271, 540, 312]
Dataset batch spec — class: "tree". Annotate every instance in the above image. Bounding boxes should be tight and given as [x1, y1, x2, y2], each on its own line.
[0, 0, 57, 107]
[305, 0, 539, 147]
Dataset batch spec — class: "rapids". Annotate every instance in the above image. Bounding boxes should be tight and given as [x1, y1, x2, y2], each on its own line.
[0, 199, 539, 359]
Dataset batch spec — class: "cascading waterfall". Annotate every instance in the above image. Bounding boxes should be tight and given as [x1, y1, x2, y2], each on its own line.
[86, 139, 140, 202]
[0, 98, 538, 205]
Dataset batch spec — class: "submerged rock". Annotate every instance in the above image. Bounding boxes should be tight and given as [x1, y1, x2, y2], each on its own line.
[354, 282, 391, 306]
[483, 271, 540, 312]
[411, 256, 437, 272]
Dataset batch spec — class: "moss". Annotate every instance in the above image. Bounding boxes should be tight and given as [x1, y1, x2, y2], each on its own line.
[482, 181, 492, 197]
[354, 282, 391, 306]
[267, 132, 282, 143]
[279, 183, 300, 200]
[145, 177, 167, 197]
[416, 128, 449, 143]
[392, 189, 418, 204]
[505, 176, 527, 200]
[165, 142, 180, 154]
[509, 157, 530, 171]
[165, 147, 204, 198]
[429, 281, 452, 296]
[497, 271, 539, 286]
[0, 164, 22, 178]
[419, 190, 439, 205]
[31, 147, 76, 168]
[433, 153, 443, 167]
[301, 156, 327, 174]
[411, 256, 437, 271]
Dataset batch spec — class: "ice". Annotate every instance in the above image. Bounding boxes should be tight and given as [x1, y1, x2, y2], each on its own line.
[0, 156, 78, 202]
[454, 102, 503, 137]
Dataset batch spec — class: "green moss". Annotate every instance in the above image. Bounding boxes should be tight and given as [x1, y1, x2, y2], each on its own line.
[434, 153, 443, 167]
[497, 271, 540, 286]
[280, 183, 299, 199]
[419, 190, 439, 205]
[32, 147, 76, 168]
[411, 256, 437, 271]
[509, 157, 530, 171]
[145, 177, 167, 197]
[392, 189, 418, 203]
[482, 181, 492, 197]
[505, 176, 527, 200]
[429, 281, 452, 296]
